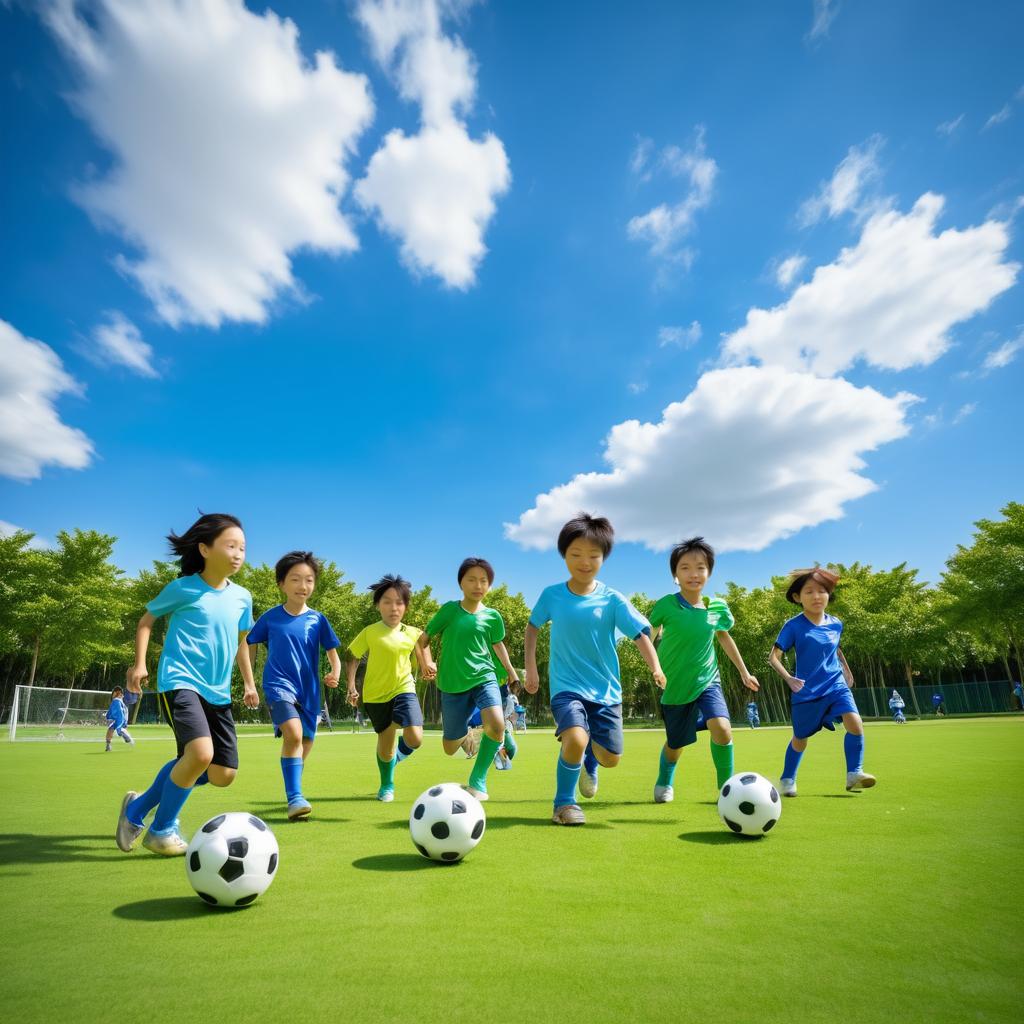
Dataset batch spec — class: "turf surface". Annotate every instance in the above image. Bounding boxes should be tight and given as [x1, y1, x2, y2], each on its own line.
[1, 718, 1021, 1023]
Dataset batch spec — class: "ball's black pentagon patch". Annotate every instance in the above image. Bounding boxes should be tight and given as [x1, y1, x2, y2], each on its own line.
[228, 838, 249, 859]
[721, 784, 731, 797]
[413, 803, 425, 820]
[739, 801, 756, 816]
[431, 822, 450, 840]
[770, 787, 779, 803]
[202, 814, 226, 833]
[415, 843, 430, 859]
[429, 786, 443, 797]
[267, 853, 278, 874]
[763, 818, 777, 832]
[724, 817, 743, 833]
[740, 773, 757, 784]
[235, 893, 258, 907]
[471, 819, 484, 840]
[247, 816, 267, 831]
[441, 851, 460, 862]
[189, 851, 201, 872]
[197, 892, 218, 905]
[218, 858, 245, 883]
[451, 800, 467, 815]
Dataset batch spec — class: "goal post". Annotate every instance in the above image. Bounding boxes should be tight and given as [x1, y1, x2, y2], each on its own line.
[8, 685, 116, 742]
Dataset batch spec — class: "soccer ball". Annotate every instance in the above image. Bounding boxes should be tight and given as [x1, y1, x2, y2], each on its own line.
[185, 813, 279, 907]
[409, 784, 486, 863]
[717, 772, 781, 838]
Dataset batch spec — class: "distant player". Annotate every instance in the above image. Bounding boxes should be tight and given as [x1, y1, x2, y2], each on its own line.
[1013, 680, 1024, 711]
[745, 700, 760, 729]
[888, 689, 907, 724]
[932, 692, 946, 715]
[105, 686, 134, 751]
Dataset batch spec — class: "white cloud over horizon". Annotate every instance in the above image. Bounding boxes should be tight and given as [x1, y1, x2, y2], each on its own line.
[982, 331, 1024, 373]
[90, 311, 158, 377]
[658, 322, 702, 348]
[798, 134, 884, 226]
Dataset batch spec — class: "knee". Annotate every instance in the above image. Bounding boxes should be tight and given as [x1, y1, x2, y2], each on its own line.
[598, 751, 620, 768]
[208, 766, 236, 787]
[711, 725, 732, 745]
[485, 724, 504, 742]
[406, 733, 422, 749]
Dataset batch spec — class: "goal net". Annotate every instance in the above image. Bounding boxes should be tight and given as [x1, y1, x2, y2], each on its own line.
[8, 685, 129, 742]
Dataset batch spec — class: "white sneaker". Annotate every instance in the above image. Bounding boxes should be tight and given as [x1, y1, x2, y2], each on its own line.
[115, 791, 144, 851]
[463, 785, 489, 802]
[779, 778, 797, 797]
[846, 770, 876, 792]
[578, 772, 598, 799]
[653, 784, 674, 803]
[142, 828, 188, 856]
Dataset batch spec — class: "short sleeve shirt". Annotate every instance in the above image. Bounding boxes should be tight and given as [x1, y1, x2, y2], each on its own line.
[774, 613, 846, 704]
[106, 698, 128, 727]
[649, 593, 734, 704]
[147, 575, 254, 705]
[425, 601, 505, 694]
[529, 581, 650, 705]
[348, 621, 423, 704]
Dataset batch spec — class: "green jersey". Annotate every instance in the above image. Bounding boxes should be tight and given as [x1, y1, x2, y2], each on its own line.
[426, 601, 506, 694]
[649, 593, 735, 704]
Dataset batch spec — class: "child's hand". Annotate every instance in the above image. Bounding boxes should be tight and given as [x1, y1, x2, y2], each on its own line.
[422, 661, 438, 681]
[323, 672, 339, 688]
[742, 673, 760, 692]
[243, 686, 260, 709]
[125, 664, 148, 693]
[524, 669, 540, 694]
[346, 688, 359, 707]
[653, 669, 667, 690]
[787, 675, 805, 693]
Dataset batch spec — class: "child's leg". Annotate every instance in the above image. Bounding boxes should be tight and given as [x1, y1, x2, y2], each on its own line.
[781, 734, 807, 791]
[118, 727, 133, 743]
[467, 705, 505, 795]
[440, 692, 473, 756]
[706, 717, 734, 789]
[126, 759, 177, 825]
[375, 723, 399, 798]
[555, 726, 588, 807]
[279, 718, 306, 805]
[397, 724, 422, 762]
[657, 743, 682, 787]
[842, 712, 875, 789]
[150, 736, 213, 834]
[105, 726, 114, 749]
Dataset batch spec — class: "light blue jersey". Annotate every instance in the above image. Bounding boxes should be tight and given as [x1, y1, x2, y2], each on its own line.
[529, 581, 650, 705]
[106, 697, 128, 728]
[146, 575, 254, 705]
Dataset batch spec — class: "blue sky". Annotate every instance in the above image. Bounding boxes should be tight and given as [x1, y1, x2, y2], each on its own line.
[1, 0, 1021, 606]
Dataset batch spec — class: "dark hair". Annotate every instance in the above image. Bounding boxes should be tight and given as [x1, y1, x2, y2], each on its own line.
[167, 513, 243, 577]
[669, 537, 715, 577]
[111, 686, 123, 696]
[458, 557, 495, 585]
[557, 513, 614, 558]
[370, 574, 412, 606]
[785, 567, 840, 605]
[275, 550, 321, 584]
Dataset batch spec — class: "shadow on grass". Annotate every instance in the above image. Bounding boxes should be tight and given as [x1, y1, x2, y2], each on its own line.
[375, 815, 612, 831]
[0, 833, 132, 866]
[113, 897, 217, 921]
[352, 854, 438, 872]
[678, 830, 755, 845]
[815, 793, 857, 798]
[606, 818, 678, 825]
[244, 811, 352, 826]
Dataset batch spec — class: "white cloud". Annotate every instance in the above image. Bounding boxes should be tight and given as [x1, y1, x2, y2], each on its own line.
[806, 0, 841, 44]
[44, 0, 374, 328]
[798, 135, 884, 226]
[982, 331, 1024, 372]
[723, 193, 1019, 375]
[0, 522, 52, 550]
[984, 104, 1012, 131]
[355, 0, 510, 288]
[90, 311, 157, 377]
[775, 254, 807, 289]
[658, 322, 702, 348]
[0, 319, 94, 481]
[627, 380, 648, 395]
[505, 366, 916, 553]
[937, 114, 965, 137]
[952, 402, 976, 425]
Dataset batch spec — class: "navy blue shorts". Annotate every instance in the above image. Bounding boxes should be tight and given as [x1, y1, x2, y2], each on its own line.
[364, 692, 424, 734]
[550, 692, 624, 756]
[661, 683, 730, 749]
[441, 683, 502, 740]
[791, 688, 859, 739]
[269, 699, 318, 741]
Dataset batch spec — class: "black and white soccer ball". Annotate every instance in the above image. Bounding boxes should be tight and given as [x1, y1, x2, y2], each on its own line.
[185, 813, 279, 907]
[409, 784, 486, 863]
[717, 772, 782, 838]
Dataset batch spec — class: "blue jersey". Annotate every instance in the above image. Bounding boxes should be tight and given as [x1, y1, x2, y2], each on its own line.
[774, 613, 847, 704]
[246, 605, 340, 724]
[146, 575, 254, 705]
[932, 693, 944, 706]
[529, 581, 651, 705]
[106, 697, 128, 727]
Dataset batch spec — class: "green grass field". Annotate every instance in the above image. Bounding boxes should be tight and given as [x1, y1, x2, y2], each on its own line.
[2, 718, 1022, 1024]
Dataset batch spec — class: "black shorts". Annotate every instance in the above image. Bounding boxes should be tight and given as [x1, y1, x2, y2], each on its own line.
[364, 693, 424, 734]
[159, 688, 238, 769]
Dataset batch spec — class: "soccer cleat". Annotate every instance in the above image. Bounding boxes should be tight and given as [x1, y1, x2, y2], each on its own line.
[142, 827, 188, 856]
[123, 735, 134, 745]
[578, 771, 599, 799]
[115, 791, 144, 851]
[551, 803, 586, 826]
[287, 797, 312, 820]
[493, 751, 511, 771]
[779, 778, 798, 797]
[463, 785, 489, 802]
[376, 787, 395, 803]
[846, 770, 877, 792]
[105, 743, 112, 752]
[653, 784, 674, 804]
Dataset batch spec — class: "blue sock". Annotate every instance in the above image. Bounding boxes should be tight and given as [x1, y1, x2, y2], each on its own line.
[583, 741, 599, 778]
[554, 756, 582, 808]
[844, 733, 865, 773]
[126, 759, 176, 826]
[782, 741, 804, 781]
[396, 738, 415, 763]
[281, 757, 303, 803]
[193, 770, 209, 787]
[657, 748, 678, 788]
[150, 775, 193, 834]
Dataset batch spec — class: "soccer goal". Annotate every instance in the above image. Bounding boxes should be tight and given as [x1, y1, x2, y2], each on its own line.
[8, 685, 117, 742]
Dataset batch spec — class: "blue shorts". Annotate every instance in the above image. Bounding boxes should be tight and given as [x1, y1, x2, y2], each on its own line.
[270, 699, 318, 741]
[364, 692, 423, 734]
[661, 683, 730, 749]
[791, 688, 859, 739]
[441, 684, 502, 741]
[550, 692, 624, 756]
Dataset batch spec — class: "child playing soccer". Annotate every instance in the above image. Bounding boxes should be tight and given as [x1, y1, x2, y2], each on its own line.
[116, 514, 257, 855]
[524, 514, 665, 826]
[245, 551, 342, 820]
[745, 700, 760, 728]
[768, 567, 876, 797]
[888, 689, 907, 724]
[649, 538, 759, 803]
[104, 686, 134, 750]
[346, 575, 428, 802]
[416, 558, 520, 801]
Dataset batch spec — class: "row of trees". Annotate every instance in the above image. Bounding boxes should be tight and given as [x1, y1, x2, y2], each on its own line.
[1, 503, 1020, 722]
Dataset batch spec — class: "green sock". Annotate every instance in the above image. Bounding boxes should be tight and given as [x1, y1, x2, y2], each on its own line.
[502, 728, 517, 759]
[376, 754, 396, 791]
[468, 733, 503, 792]
[657, 748, 678, 787]
[710, 740, 734, 788]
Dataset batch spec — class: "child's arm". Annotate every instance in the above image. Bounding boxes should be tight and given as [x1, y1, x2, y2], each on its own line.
[716, 632, 759, 692]
[345, 658, 360, 706]
[126, 611, 157, 693]
[491, 641, 520, 685]
[415, 631, 438, 679]
[768, 645, 804, 693]
[236, 632, 259, 707]
[651, 624, 664, 647]
[837, 648, 855, 688]
[524, 623, 540, 693]
[324, 647, 341, 689]
[632, 632, 666, 690]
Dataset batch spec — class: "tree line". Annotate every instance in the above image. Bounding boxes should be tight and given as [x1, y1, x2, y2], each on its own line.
[1, 503, 1020, 722]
